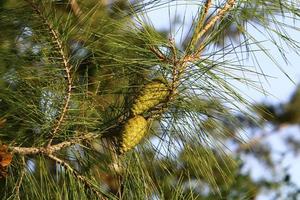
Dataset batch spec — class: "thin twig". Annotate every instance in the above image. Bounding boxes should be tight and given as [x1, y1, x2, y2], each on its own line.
[184, 0, 236, 62]
[193, 0, 236, 57]
[169, 38, 179, 92]
[11, 156, 26, 200]
[187, 0, 212, 51]
[24, 0, 73, 147]
[149, 46, 169, 62]
[47, 154, 106, 199]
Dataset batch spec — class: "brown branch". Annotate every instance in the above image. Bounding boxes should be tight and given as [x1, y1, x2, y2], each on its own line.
[199, 0, 213, 29]
[24, 1, 73, 147]
[12, 132, 99, 155]
[46, 47, 72, 146]
[47, 154, 106, 199]
[183, 0, 236, 62]
[69, 0, 83, 18]
[12, 146, 40, 155]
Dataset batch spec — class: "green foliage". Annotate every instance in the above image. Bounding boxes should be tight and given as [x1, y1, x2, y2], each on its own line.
[0, 0, 300, 199]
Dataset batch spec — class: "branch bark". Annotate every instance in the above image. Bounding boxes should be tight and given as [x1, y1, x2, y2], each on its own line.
[11, 132, 99, 155]
[69, 0, 83, 17]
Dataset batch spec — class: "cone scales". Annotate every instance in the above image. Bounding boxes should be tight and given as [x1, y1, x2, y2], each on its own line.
[131, 80, 169, 115]
[119, 115, 148, 154]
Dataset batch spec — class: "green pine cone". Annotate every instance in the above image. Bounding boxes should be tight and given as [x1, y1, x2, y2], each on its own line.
[119, 115, 148, 154]
[131, 80, 169, 115]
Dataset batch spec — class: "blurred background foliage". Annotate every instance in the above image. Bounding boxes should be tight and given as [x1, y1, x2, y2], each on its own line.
[0, 0, 300, 199]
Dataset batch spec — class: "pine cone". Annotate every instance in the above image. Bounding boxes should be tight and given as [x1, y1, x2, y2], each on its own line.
[131, 80, 169, 115]
[119, 115, 148, 154]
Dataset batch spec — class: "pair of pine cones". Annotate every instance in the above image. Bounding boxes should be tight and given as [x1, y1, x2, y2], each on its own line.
[118, 80, 170, 154]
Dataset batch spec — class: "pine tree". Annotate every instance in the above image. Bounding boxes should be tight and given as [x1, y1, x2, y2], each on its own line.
[0, 0, 300, 199]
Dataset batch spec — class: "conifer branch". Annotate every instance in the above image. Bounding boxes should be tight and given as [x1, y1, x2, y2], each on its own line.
[187, 0, 212, 51]
[194, 0, 235, 56]
[168, 0, 236, 87]
[11, 132, 98, 155]
[149, 0, 236, 97]
[11, 122, 119, 155]
[185, 0, 236, 61]
[144, 0, 236, 126]
[24, 0, 73, 147]
[47, 154, 106, 200]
